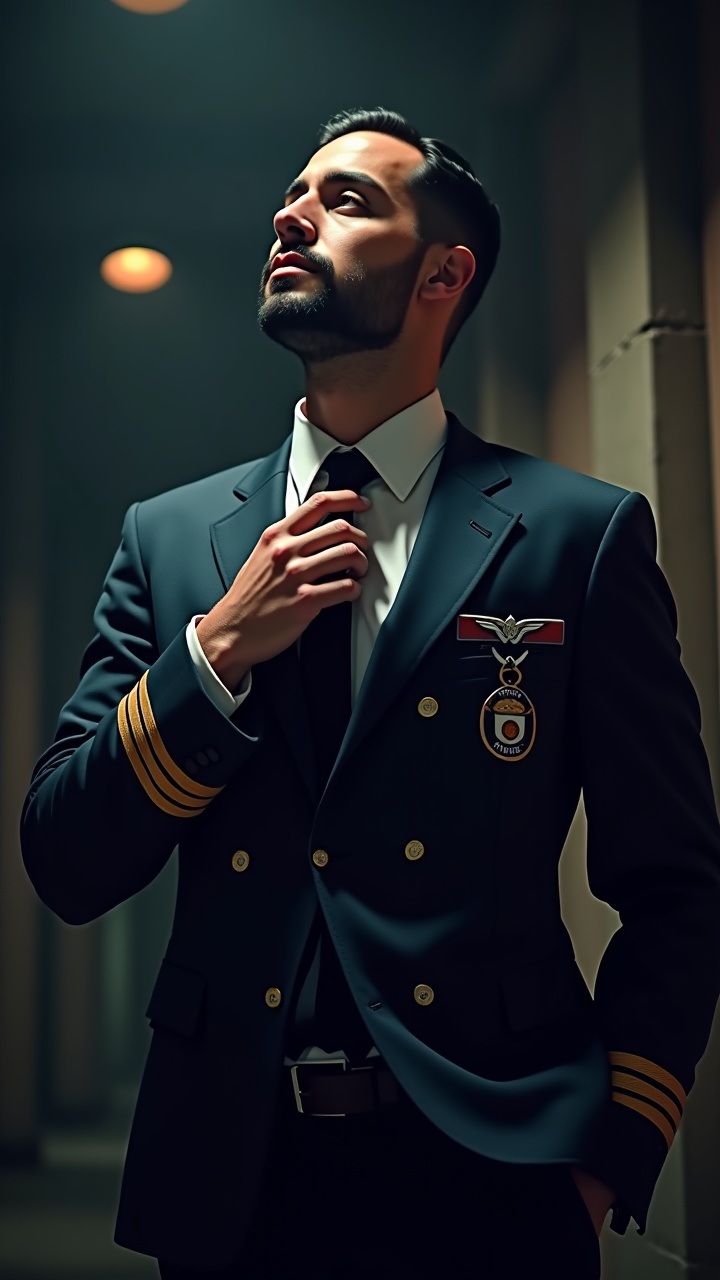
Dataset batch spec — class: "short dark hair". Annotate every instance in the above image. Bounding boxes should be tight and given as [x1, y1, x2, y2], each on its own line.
[316, 107, 501, 363]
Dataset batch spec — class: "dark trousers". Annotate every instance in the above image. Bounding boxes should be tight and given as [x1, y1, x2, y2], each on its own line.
[158, 1064, 602, 1280]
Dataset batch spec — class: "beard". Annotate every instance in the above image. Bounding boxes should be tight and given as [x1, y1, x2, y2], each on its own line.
[256, 243, 427, 365]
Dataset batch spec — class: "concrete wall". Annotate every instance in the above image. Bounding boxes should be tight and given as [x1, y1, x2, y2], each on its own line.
[477, 1, 720, 1274]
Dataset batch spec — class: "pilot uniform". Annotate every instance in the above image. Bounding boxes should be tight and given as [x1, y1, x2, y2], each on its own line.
[20, 389, 720, 1277]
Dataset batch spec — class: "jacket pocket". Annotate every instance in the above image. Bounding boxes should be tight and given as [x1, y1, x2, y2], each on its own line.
[500, 951, 590, 1033]
[145, 957, 207, 1039]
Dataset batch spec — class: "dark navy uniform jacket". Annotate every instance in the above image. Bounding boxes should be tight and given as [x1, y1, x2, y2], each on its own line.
[20, 413, 720, 1269]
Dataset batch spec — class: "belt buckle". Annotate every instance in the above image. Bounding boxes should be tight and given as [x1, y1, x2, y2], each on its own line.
[291, 1056, 347, 1115]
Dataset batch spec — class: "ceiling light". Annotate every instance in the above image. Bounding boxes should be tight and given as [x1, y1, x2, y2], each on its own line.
[100, 247, 173, 293]
[110, 0, 190, 13]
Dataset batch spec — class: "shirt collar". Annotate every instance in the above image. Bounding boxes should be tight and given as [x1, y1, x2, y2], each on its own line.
[289, 388, 448, 504]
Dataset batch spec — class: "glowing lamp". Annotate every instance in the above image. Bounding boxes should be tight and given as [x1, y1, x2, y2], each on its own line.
[100, 247, 173, 293]
[110, 0, 190, 12]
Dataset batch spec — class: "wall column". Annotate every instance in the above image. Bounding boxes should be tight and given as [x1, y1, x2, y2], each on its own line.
[580, 1, 720, 1276]
[0, 293, 43, 1162]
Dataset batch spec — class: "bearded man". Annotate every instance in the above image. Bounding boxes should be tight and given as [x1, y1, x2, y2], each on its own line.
[21, 107, 720, 1280]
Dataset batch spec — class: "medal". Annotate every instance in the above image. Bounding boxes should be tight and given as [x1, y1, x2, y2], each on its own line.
[480, 647, 536, 762]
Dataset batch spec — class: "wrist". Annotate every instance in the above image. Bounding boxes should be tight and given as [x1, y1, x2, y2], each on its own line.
[195, 614, 250, 693]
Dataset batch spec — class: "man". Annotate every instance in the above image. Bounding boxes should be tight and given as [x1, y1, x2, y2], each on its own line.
[21, 107, 720, 1279]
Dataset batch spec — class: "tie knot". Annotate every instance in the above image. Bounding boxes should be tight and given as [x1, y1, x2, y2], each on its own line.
[320, 448, 379, 502]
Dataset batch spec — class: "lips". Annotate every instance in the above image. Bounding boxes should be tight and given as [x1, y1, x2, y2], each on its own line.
[270, 252, 319, 276]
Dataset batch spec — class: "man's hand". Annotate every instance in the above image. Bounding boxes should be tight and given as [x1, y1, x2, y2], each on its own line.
[196, 489, 372, 692]
[570, 1166, 616, 1235]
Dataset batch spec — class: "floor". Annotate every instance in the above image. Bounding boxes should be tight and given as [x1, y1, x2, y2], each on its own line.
[0, 1103, 156, 1280]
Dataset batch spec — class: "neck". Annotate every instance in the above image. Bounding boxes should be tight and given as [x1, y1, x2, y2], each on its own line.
[302, 347, 438, 444]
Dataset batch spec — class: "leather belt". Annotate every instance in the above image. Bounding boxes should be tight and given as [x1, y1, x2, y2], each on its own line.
[289, 1056, 401, 1116]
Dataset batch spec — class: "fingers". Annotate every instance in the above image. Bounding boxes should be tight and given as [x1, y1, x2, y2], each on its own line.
[301, 518, 369, 556]
[303, 575, 364, 604]
[313, 541, 369, 579]
[269, 522, 368, 571]
[263, 490, 371, 615]
[285, 538, 368, 584]
[283, 490, 372, 537]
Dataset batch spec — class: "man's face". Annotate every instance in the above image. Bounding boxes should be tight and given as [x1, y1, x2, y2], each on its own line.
[257, 131, 429, 363]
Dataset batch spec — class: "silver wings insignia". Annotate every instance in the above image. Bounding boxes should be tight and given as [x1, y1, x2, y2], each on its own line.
[474, 614, 546, 644]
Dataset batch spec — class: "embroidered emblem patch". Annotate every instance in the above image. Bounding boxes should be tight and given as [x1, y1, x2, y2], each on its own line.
[480, 649, 536, 762]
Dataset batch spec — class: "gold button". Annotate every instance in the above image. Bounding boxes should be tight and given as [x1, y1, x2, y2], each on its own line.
[418, 697, 438, 717]
[414, 984, 435, 1006]
[231, 850, 250, 873]
[405, 840, 425, 861]
[265, 987, 282, 1008]
[312, 849, 329, 867]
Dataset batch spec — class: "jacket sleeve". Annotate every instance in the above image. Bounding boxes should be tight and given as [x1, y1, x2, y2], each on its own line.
[574, 490, 720, 1233]
[20, 502, 265, 926]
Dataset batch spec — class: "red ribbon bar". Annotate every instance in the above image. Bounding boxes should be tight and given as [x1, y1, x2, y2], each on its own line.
[456, 616, 565, 644]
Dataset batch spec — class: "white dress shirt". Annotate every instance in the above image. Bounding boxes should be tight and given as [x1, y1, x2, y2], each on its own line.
[186, 388, 448, 1064]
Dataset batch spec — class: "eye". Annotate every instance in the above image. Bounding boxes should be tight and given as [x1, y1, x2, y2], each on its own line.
[337, 192, 366, 207]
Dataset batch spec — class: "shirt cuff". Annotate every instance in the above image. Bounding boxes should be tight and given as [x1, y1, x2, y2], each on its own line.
[186, 615, 252, 716]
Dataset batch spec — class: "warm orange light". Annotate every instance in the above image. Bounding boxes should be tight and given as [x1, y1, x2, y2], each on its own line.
[110, 0, 190, 13]
[100, 247, 173, 293]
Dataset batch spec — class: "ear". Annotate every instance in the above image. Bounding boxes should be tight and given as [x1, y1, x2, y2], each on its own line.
[419, 245, 476, 304]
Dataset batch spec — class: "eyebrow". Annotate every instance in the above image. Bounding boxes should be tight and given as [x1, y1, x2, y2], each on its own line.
[283, 169, 390, 203]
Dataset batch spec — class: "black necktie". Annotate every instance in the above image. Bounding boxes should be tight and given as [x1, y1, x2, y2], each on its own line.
[298, 447, 380, 795]
[291, 446, 380, 1062]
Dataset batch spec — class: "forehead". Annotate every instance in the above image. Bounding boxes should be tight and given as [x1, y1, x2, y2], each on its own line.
[299, 130, 424, 201]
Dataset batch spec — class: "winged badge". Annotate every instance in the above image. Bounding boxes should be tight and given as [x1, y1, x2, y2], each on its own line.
[456, 613, 565, 645]
[476, 615, 544, 643]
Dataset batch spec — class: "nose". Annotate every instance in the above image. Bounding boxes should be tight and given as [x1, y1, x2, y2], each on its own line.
[272, 199, 317, 250]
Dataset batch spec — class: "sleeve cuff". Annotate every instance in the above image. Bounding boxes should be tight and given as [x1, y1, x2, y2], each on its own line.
[186, 615, 252, 716]
[580, 1088, 671, 1234]
[116, 625, 263, 819]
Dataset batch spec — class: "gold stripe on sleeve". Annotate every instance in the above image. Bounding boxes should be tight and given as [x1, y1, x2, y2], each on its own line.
[117, 694, 205, 819]
[127, 684, 207, 811]
[137, 670, 222, 799]
[612, 1091, 675, 1148]
[611, 1070, 682, 1132]
[609, 1052, 687, 1111]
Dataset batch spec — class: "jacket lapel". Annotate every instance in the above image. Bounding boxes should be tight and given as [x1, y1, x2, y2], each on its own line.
[209, 435, 321, 799]
[331, 413, 521, 785]
[209, 414, 521, 804]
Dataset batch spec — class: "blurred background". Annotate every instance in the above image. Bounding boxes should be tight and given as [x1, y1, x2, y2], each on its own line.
[1, 0, 720, 1276]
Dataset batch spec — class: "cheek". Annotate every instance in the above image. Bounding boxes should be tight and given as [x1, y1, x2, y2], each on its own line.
[336, 228, 420, 275]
